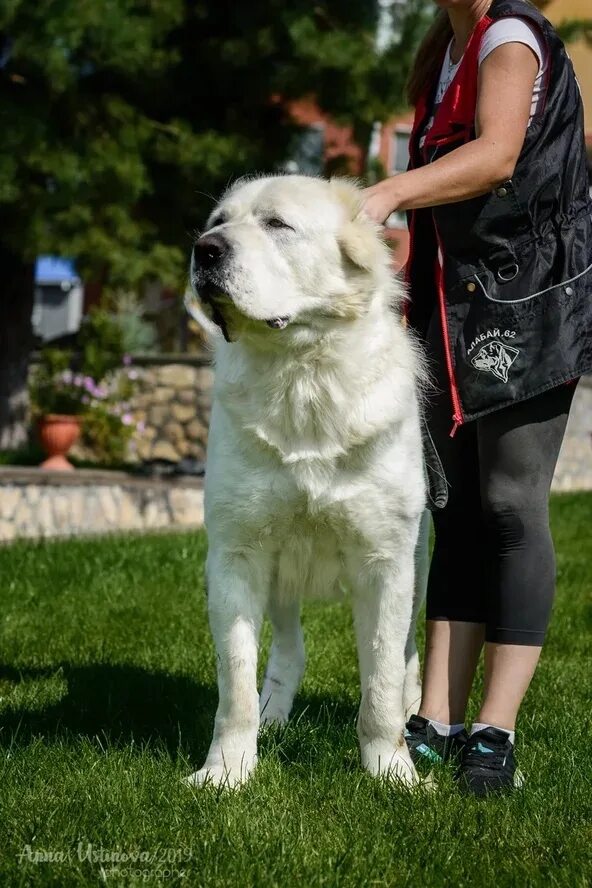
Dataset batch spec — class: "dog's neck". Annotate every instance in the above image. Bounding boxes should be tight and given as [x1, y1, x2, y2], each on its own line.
[213, 294, 418, 464]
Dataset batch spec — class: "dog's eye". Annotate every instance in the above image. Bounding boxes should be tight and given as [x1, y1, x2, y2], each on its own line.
[265, 217, 294, 231]
[208, 213, 226, 229]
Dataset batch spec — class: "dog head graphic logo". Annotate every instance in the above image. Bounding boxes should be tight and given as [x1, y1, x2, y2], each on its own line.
[471, 340, 519, 383]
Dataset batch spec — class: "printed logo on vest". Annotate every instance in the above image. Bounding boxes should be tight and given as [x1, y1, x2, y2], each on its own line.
[471, 340, 520, 383]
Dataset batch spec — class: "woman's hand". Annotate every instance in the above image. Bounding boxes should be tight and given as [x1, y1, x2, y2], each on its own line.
[360, 178, 403, 225]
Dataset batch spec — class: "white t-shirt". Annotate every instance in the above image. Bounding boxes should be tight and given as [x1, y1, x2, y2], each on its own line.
[420, 17, 547, 147]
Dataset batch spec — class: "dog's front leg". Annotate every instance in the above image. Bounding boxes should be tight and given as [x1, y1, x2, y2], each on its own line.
[349, 550, 419, 786]
[187, 549, 267, 790]
[259, 597, 305, 726]
[404, 509, 431, 718]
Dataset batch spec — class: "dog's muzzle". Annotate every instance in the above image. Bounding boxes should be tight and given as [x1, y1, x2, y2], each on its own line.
[191, 234, 235, 341]
[191, 233, 292, 337]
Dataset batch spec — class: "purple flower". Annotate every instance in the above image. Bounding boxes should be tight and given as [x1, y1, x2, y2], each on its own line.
[122, 413, 133, 426]
[123, 354, 132, 366]
[60, 369, 73, 384]
[137, 420, 146, 433]
[73, 373, 83, 387]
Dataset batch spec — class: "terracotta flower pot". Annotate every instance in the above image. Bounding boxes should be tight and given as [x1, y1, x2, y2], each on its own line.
[37, 414, 81, 471]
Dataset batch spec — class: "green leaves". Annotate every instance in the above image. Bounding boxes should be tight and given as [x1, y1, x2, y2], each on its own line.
[0, 1, 431, 292]
[1, 0, 183, 90]
[556, 18, 592, 47]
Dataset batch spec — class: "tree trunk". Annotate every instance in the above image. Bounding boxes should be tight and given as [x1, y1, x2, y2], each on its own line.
[0, 245, 35, 451]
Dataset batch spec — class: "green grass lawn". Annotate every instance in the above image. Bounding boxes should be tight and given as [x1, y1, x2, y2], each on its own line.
[1, 493, 591, 887]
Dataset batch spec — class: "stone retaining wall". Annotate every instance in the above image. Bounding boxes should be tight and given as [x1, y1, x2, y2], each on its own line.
[64, 357, 214, 465]
[0, 468, 203, 542]
[128, 361, 213, 463]
[1, 374, 590, 543]
[73, 357, 592, 485]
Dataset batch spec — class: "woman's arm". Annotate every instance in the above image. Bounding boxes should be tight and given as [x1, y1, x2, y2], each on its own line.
[361, 41, 540, 224]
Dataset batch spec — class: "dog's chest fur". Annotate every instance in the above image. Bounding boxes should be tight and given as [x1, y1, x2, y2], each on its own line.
[205, 335, 421, 600]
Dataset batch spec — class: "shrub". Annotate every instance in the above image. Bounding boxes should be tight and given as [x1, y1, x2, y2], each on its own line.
[81, 403, 134, 466]
[78, 308, 127, 382]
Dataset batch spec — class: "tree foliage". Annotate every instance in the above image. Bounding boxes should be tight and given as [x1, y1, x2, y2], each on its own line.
[555, 18, 592, 46]
[0, 0, 430, 292]
[532, 2, 592, 47]
[0, 0, 432, 447]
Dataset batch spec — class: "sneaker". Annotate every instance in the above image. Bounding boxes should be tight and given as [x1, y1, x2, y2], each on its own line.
[404, 715, 468, 767]
[456, 727, 522, 797]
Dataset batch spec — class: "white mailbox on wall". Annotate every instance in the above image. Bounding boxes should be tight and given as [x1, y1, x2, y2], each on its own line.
[32, 256, 83, 343]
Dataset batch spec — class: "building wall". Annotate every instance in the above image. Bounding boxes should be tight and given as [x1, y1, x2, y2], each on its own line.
[285, 99, 365, 176]
[543, 0, 592, 138]
[374, 112, 414, 270]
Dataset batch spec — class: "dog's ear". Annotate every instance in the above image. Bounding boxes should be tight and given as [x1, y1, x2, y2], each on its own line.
[329, 178, 384, 272]
[338, 219, 384, 272]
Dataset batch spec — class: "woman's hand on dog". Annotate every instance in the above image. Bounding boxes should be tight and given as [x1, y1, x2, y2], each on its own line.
[360, 178, 404, 225]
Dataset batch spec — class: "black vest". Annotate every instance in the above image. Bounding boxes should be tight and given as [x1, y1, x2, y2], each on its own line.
[406, 0, 592, 429]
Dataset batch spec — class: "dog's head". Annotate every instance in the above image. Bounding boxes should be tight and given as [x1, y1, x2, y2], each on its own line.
[188, 175, 395, 344]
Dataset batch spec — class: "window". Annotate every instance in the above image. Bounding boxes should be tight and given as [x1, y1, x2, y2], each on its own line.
[391, 128, 410, 174]
[282, 124, 325, 176]
[386, 127, 411, 229]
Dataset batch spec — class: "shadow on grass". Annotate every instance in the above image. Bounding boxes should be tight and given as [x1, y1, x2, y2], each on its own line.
[0, 662, 358, 769]
[0, 662, 216, 761]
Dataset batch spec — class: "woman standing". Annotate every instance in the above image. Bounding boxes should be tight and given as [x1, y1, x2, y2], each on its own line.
[362, 0, 592, 796]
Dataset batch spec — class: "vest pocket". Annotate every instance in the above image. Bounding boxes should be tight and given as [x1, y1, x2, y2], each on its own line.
[471, 260, 592, 304]
[462, 229, 592, 305]
[449, 239, 592, 418]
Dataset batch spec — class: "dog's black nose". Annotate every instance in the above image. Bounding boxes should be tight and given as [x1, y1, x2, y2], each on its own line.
[193, 233, 229, 269]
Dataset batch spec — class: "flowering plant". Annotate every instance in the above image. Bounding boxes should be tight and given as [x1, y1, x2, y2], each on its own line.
[29, 348, 141, 466]
[29, 350, 90, 416]
[80, 364, 139, 464]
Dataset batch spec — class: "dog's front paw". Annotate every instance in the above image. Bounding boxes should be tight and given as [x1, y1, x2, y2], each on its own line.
[360, 740, 420, 787]
[184, 749, 258, 790]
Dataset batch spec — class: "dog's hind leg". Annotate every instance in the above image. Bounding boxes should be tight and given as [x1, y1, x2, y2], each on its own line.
[186, 548, 269, 790]
[404, 509, 430, 719]
[259, 597, 305, 727]
[348, 542, 420, 787]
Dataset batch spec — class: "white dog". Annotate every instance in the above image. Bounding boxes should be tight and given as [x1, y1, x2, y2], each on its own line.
[185, 174, 428, 789]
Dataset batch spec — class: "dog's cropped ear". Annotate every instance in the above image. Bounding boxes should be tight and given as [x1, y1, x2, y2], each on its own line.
[338, 219, 385, 272]
[329, 177, 385, 273]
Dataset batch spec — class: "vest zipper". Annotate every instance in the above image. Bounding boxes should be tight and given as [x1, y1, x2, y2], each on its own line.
[433, 219, 464, 437]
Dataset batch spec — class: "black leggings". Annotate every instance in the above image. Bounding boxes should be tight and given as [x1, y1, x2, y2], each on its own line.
[425, 310, 577, 646]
